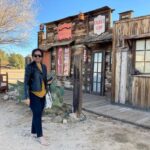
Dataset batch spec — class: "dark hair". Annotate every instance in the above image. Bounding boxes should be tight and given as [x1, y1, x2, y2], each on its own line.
[32, 48, 43, 57]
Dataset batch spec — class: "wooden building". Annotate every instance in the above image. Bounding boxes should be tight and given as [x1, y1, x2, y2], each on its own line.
[38, 6, 114, 98]
[112, 11, 150, 109]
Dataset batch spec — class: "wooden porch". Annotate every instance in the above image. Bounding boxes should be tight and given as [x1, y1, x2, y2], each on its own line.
[63, 90, 150, 129]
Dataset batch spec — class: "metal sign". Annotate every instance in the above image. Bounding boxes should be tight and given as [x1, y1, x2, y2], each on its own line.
[94, 15, 105, 35]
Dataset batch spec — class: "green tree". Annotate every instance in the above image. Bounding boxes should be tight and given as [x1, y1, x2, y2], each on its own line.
[8, 53, 25, 69]
[0, 50, 9, 66]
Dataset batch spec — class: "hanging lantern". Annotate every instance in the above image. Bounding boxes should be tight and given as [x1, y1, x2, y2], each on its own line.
[40, 24, 44, 31]
[78, 13, 85, 21]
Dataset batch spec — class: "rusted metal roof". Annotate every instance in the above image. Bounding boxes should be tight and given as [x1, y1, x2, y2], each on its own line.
[39, 40, 74, 51]
[52, 40, 74, 47]
[44, 6, 114, 25]
[83, 32, 112, 43]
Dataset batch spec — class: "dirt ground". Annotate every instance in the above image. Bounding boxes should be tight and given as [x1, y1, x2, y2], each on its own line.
[0, 99, 150, 150]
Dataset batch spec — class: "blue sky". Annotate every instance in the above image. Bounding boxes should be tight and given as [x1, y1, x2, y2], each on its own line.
[2, 0, 150, 56]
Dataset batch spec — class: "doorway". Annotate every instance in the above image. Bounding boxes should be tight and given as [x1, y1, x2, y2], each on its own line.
[92, 52, 103, 95]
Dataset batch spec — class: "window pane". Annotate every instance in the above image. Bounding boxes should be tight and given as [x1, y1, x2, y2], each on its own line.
[97, 83, 101, 92]
[94, 63, 97, 72]
[93, 73, 97, 82]
[93, 82, 97, 92]
[97, 73, 101, 82]
[98, 53, 102, 62]
[136, 40, 145, 50]
[145, 63, 150, 73]
[94, 53, 98, 62]
[135, 62, 144, 73]
[145, 51, 150, 61]
[146, 39, 150, 50]
[136, 51, 145, 61]
[98, 63, 102, 72]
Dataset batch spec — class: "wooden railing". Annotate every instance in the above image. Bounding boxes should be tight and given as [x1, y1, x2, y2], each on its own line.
[1, 69, 24, 84]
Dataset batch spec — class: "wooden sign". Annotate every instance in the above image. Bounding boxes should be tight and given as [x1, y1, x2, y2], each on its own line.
[94, 15, 105, 35]
[57, 23, 72, 40]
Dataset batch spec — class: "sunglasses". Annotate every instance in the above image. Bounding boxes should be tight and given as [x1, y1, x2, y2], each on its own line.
[33, 54, 42, 58]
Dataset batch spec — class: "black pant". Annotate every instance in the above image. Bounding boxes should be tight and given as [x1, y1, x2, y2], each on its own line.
[29, 92, 45, 137]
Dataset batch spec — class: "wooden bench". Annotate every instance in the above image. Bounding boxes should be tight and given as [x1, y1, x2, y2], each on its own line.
[0, 73, 8, 93]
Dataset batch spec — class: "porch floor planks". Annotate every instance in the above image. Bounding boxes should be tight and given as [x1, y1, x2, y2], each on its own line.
[63, 90, 150, 128]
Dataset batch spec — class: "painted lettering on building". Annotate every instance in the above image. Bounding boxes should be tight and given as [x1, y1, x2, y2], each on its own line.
[57, 23, 72, 40]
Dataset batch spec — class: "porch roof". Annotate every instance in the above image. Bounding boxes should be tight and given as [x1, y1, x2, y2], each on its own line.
[83, 31, 112, 43]
[52, 40, 74, 47]
[39, 40, 74, 51]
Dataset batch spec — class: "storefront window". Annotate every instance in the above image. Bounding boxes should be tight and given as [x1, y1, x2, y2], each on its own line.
[135, 39, 150, 73]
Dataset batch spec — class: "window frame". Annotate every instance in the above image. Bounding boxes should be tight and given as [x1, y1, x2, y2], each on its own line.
[135, 39, 150, 74]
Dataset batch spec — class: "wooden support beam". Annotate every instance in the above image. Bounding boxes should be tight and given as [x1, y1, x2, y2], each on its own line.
[73, 45, 84, 117]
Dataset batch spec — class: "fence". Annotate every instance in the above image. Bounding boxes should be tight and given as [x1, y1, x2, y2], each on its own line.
[1, 69, 24, 84]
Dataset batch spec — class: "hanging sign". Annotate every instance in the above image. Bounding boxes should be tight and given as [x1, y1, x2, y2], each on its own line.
[57, 47, 63, 76]
[57, 23, 72, 40]
[63, 47, 70, 76]
[94, 15, 105, 35]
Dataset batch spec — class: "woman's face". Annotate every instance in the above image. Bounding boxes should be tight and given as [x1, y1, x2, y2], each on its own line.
[32, 50, 43, 63]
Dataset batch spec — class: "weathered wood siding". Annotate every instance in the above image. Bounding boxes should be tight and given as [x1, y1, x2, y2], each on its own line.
[114, 16, 150, 48]
[132, 76, 150, 109]
[113, 15, 150, 108]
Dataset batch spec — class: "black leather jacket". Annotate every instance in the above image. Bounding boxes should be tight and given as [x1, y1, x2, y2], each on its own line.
[23, 61, 47, 99]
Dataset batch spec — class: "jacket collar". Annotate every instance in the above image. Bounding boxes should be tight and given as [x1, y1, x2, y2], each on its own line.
[31, 61, 43, 73]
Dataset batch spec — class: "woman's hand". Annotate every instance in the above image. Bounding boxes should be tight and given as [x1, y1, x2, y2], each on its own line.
[23, 99, 30, 106]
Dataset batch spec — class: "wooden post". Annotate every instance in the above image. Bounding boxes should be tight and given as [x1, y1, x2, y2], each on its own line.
[73, 45, 84, 117]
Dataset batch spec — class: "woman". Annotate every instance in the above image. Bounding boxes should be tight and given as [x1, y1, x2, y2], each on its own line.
[23, 48, 48, 146]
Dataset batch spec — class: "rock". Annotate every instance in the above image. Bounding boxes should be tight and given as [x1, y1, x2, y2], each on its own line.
[3, 95, 9, 100]
[63, 119, 67, 124]
[7, 89, 19, 97]
[52, 116, 63, 123]
[68, 113, 80, 123]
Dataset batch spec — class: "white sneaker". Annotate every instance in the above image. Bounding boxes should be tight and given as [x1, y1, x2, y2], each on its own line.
[69, 113, 80, 120]
[37, 136, 49, 146]
[31, 133, 36, 138]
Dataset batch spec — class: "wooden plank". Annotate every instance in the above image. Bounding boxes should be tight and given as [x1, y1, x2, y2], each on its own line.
[119, 51, 127, 104]
[132, 76, 150, 109]
[148, 79, 150, 108]
[140, 77, 146, 108]
[115, 52, 121, 103]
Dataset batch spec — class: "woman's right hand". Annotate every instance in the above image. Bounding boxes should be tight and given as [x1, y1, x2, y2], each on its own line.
[23, 99, 30, 106]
